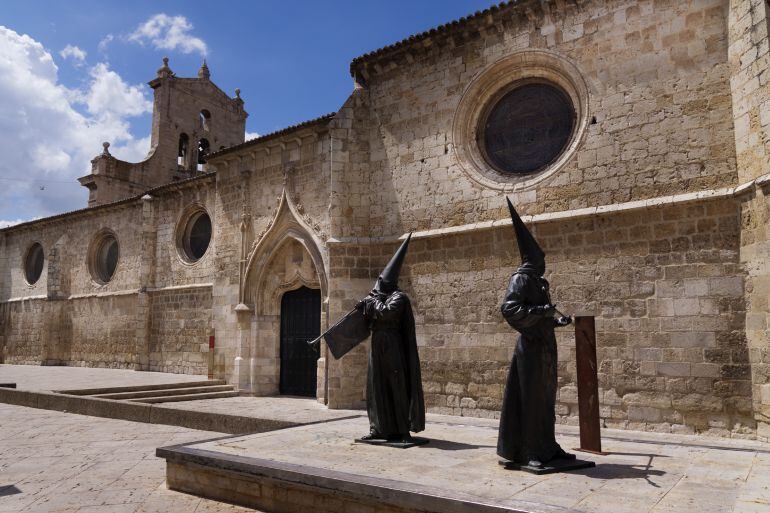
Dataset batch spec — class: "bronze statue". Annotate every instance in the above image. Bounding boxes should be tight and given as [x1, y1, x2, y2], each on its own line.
[309, 234, 426, 446]
[498, 198, 575, 469]
[357, 234, 425, 444]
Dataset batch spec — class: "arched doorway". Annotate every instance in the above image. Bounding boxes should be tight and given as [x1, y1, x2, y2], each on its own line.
[279, 286, 321, 396]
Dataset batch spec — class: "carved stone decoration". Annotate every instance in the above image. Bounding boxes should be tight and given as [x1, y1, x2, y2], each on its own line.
[242, 188, 329, 313]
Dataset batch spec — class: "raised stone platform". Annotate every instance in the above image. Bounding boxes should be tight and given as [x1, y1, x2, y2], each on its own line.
[157, 415, 770, 513]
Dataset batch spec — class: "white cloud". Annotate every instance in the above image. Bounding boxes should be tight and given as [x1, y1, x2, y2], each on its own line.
[113, 135, 151, 162]
[245, 131, 260, 141]
[97, 34, 113, 54]
[81, 63, 151, 118]
[0, 26, 152, 223]
[127, 14, 207, 56]
[59, 44, 86, 65]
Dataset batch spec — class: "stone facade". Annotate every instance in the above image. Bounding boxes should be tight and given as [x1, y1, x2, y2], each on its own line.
[2, 0, 769, 438]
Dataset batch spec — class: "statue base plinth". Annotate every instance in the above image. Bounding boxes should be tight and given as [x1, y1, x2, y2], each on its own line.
[500, 457, 595, 475]
[354, 436, 429, 449]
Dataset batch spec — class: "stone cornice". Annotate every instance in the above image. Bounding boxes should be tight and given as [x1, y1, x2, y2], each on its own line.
[329, 173, 770, 244]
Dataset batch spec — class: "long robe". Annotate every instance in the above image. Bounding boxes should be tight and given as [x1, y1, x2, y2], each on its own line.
[497, 270, 563, 464]
[362, 290, 425, 437]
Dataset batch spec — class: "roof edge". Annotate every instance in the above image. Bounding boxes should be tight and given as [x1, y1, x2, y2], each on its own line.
[209, 113, 335, 160]
[1, 173, 216, 235]
[349, 1, 522, 80]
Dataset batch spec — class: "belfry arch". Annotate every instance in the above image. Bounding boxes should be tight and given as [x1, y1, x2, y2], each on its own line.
[236, 190, 329, 400]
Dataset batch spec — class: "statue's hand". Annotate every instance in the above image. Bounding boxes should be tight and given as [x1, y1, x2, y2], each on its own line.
[555, 315, 572, 327]
[355, 299, 367, 311]
[528, 304, 556, 316]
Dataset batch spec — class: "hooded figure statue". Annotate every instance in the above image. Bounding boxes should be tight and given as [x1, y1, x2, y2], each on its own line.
[498, 198, 574, 468]
[356, 233, 426, 442]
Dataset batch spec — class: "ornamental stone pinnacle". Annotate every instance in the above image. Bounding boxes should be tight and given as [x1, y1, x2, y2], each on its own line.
[198, 59, 210, 80]
[157, 56, 171, 78]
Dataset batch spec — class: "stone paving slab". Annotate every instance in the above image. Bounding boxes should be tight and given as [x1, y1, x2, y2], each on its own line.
[0, 364, 207, 392]
[0, 402, 258, 513]
[160, 415, 770, 513]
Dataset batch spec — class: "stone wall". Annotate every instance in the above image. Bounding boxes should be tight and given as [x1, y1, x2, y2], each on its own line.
[0, 178, 218, 374]
[1, 299, 47, 365]
[740, 185, 770, 439]
[356, 0, 737, 237]
[728, 0, 770, 440]
[148, 286, 212, 375]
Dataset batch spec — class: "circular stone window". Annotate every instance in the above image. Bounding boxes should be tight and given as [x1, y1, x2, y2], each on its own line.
[452, 50, 590, 191]
[480, 82, 575, 174]
[90, 232, 119, 284]
[180, 209, 211, 262]
[24, 242, 44, 285]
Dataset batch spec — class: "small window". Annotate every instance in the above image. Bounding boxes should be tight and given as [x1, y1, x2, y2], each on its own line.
[90, 232, 119, 284]
[197, 138, 210, 171]
[178, 133, 189, 167]
[24, 242, 44, 285]
[180, 210, 211, 262]
[200, 109, 211, 132]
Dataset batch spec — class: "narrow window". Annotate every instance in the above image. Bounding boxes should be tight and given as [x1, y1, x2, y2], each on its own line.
[200, 109, 211, 132]
[178, 133, 189, 167]
[197, 138, 210, 171]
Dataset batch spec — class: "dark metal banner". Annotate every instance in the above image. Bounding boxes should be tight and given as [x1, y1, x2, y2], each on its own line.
[318, 309, 370, 360]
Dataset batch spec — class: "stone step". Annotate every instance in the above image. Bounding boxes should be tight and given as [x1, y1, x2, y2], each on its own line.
[58, 380, 227, 396]
[129, 391, 240, 404]
[93, 385, 236, 400]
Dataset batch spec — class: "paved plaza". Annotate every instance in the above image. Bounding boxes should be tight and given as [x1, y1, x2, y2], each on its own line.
[0, 403, 258, 513]
[4, 365, 770, 512]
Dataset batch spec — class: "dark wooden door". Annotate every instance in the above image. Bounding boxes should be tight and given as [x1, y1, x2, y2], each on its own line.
[280, 286, 321, 397]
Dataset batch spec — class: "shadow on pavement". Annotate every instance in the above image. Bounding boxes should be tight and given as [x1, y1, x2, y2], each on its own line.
[0, 485, 21, 497]
[571, 455, 668, 487]
[417, 439, 495, 451]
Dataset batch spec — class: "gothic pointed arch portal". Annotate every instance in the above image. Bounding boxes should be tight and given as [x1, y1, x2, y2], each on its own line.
[238, 189, 329, 400]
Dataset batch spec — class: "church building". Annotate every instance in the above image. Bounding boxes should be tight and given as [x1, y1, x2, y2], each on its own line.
[2, 0, 770, 440]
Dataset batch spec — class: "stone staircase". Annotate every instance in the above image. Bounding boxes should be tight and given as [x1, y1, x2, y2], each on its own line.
[57, 380, 238, 404]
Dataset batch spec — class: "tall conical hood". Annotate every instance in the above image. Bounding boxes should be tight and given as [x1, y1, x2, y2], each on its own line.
[506, 197, 545, 274]
[375, 233, 412, 291]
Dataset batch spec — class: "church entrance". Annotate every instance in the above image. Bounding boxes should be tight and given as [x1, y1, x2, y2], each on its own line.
[279, 286, 321, 397]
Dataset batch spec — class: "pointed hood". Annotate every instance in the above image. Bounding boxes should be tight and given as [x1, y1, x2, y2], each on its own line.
[374, 233, 412, 293]
[506, 197, 546, 275]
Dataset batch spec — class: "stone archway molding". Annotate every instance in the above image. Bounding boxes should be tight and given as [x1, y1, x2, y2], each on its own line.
[242, 187, 329, 317]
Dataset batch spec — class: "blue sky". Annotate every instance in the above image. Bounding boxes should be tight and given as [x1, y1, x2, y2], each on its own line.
[0, 1, 495, 225]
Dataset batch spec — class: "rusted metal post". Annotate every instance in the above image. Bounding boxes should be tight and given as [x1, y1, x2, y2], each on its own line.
[208, 333, 215, 380]
[574, 316, 603, 454]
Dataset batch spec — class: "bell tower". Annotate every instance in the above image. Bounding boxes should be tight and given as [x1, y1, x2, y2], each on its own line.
[79, 58, 248, 207]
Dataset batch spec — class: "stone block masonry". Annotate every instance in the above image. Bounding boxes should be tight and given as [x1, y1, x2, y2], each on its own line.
[148, 286, 212, 375]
